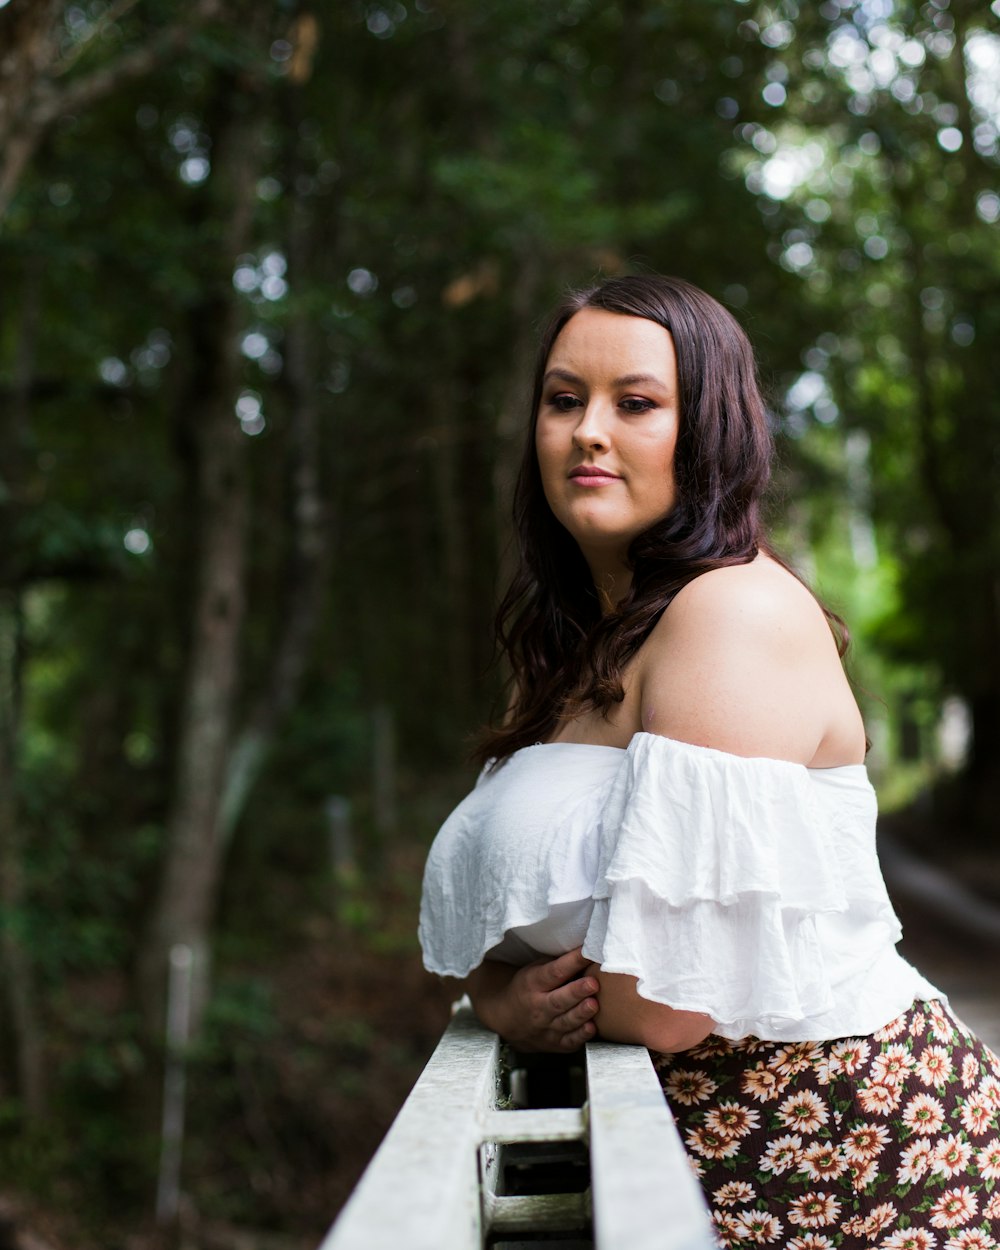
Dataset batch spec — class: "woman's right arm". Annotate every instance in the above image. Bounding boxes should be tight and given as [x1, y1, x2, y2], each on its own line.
[462, 948, 600, 1052]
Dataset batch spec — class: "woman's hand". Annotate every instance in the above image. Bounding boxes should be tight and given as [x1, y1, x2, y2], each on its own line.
[465, 948, 600, 1053]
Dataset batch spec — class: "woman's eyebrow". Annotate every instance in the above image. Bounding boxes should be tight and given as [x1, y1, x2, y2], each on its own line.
[542, 367, 585, 386]
[614, 372, 668, 390]
[543, 367, 668, 390]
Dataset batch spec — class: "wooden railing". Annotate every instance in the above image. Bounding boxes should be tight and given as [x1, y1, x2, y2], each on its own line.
[320, 1000, 717, 1250]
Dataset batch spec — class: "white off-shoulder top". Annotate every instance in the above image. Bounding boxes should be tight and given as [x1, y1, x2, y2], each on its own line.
[418, 732, 941, 1042]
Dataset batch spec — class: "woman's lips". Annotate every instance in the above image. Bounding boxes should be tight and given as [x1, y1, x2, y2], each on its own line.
[568, 466, 622, 486]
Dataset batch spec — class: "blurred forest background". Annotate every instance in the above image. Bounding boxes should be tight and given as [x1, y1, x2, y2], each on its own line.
[0, 0, 998, 1245]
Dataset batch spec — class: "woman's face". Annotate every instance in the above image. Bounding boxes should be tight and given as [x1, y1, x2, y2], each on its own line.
[535, 308, 680, 570]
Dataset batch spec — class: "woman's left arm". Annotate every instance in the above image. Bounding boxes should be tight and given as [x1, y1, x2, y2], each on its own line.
[584, 964, 716, 1052]
[464, 953, 714, 1053]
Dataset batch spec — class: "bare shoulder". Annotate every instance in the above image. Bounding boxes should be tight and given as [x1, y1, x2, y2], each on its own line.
[638, 556, 865, 765]
[657, 556, 828, 644]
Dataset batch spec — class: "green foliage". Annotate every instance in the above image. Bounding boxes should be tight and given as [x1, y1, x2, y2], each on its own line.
[0, 0, 998, 1239]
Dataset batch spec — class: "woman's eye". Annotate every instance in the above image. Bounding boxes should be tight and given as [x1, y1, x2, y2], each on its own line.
[548, 393, 582, 412]
[620, 397, 656, 414]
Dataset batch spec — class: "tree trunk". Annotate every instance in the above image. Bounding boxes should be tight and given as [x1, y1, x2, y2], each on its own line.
[0, 0, 61, 220]
[0, 254, 47, 1116]
[138, 384, 249, 1036]
[216, 208, 330, 848]
[137, 92, 262, 1039]
[886, 138, 1000, 834]
[0, 591, 46, 1118]
[429, 377, 472, 712]
[493, 262, 543, 584]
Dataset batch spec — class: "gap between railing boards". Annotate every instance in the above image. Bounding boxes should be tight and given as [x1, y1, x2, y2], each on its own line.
[320, 997, 717, 1250]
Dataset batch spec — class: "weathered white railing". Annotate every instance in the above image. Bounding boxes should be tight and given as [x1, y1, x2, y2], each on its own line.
[320, 1001, 716, 1250]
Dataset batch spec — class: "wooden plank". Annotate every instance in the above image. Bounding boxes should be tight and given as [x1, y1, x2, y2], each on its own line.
[320, 1006, 498, 1250]
[586, 1042, 717, 1250]
[484, 1190, 590, 1234]
[479, 1107, 585, 1144]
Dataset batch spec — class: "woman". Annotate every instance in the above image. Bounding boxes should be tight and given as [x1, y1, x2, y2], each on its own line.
[419, 274, 1000, 1246]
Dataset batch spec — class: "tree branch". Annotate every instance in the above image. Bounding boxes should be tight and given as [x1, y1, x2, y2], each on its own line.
[0, 0, 227, 223]
[33, 1, 224, 128]
[49, 0, 144, 77]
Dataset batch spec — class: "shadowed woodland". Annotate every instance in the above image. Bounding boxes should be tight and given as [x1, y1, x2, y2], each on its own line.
[0, 0, 998, 1245]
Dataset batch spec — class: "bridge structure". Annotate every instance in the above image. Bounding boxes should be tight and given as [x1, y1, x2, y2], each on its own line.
[320, 835, 1000, 1249]
[320, 999, 717, 1250]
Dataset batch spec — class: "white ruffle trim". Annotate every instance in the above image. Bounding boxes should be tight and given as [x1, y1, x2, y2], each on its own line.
[420, 733, 926, 1041]
[580, 735, 904, 1038]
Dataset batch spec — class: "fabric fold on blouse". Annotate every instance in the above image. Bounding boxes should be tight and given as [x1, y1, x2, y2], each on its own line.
[419, 733, 941, 1042]
[419, 743, 623, 974]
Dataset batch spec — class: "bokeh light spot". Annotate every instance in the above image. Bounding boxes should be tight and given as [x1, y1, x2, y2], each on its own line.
[976, 191, 1000, 224]
[241, 332, 269, 360]
[99, 357, 129, 386]
[180, 156, 210, 184]
[233, 265, 258, 293]
[348, 268, 378, 296]
[124, 528, 151, 555]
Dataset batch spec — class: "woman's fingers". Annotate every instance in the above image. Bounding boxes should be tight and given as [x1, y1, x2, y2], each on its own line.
[504, 950, 603, 1051]
[548, 978, 597, 1018]
[549, 974, 599, 1017]
[537, 951, 601, 1019]
[556, 994, 598, 1029]
[526, 1005, 598, 1053]
[531, 950, 599, 1004]
[558, 1019, 597, 1050]
[536, 947, 591, 989]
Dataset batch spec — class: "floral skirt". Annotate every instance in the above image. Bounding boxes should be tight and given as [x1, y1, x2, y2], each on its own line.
[652, 1000, 1000, 1249]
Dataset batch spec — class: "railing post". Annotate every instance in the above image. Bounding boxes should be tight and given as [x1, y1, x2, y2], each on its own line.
[587, 1042, 715, 1250]
[320, 1006, 499, 1250]
[320, 1004, 718, 1250]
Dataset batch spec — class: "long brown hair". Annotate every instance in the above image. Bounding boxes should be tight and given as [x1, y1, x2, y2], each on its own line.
[476, 274, 839, 767]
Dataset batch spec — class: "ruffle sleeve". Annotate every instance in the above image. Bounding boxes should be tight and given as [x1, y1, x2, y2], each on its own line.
[419, 744, 625, 977]
[581, 733, 901, 1041]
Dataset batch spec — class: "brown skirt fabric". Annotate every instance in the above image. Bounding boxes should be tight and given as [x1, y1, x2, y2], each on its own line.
[652, 999, 1000, 1249]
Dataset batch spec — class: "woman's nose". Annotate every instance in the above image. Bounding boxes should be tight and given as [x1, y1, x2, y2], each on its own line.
[572, 403, 612, 451]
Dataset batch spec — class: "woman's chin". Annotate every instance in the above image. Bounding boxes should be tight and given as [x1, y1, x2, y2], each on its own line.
[563, 518, 638, 556]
